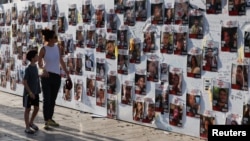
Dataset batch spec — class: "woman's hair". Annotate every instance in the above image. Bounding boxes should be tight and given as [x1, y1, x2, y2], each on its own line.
[41, 29, 55, 41]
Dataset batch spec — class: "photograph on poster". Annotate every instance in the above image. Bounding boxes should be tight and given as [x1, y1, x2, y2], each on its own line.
[124, 3, 135, 26]
[168, 66, 182, 96]
[164, 7, 174, 25]
[23, 9, 29, 25]
[29, 23, 35, 39]
[1, 72, 7, 88]
[68, 4, 77, 26]
[12, 41, 17, 54]
[244, 31, 250, 57]
[86, 30, 95, 48]
[10, 75, 16, 91]
[206, 0, 222, 14]
[82, 2, 91, 23]
[142, 102, 155, 123]
[107, 99, 116, 118]
[0, 11, 4, 26]
[160, 63, 168, 82]
[129, 38, 141, 64]
[17, 10, 23, 25]
[228, 0, 246, 16]
[121, 82, 132, 105]
[117, 53, 129, 75]
[174, 0, 189, 25]
[135, 71, 146, 95]
[231, 64, 248, 91]
[107, 71, 116, 94]
[96, 58, 105, 81]
[186, 91, 200, 118]
[203, 45, 218, 72]
[147, 57, 159, 82]
[117, 30, 128, 49]
[85, 54, 94, 71]
[160, 30, 173, 54]
[187, 55, 201, 78]
[200, 115, 215, 139]
[169, 103, 183, 127]
[96, 31, 106, 53]
[86, 75, 95, 97]
[11, 3, 17, 20]
[50, 1, 58, 20]
[225, 113, 242, 125]
[174, 32, 187, 55]
[76, 26, 84, 48]
[155, 83, 169, 114]
[58, 36, 66, 55]
[75, 56, 83, 76]
[221, 26, 237, 52]
[36, 25, 43, 44]
[5, 9, 11, 26]
[63, 80, 72, 101]
[143, 32, 155, 53]
[106, 40, 116, 59]
[74, 79, 83, 101]
[22, 48, 28, 66]
[189, 12, 203, 39]
[66, 37, 75, 54]
[151, 2, 163, 25]
[58, 16, 65, 33]
[35, 3, 41, 22]
[96, 81, 105, 107]
[95, 5, 105, 28]
[106, 10, 117, 33]
[242, 103, 250, 125]
[114, 0, 125, 14]
[28, 1, 35, 20]
[42, 4, 48, 22]
[135, 0, 147, 21]
[212, 80, 229, 112]
[67, 57, 75, 75]
[133, 100, 144, 122]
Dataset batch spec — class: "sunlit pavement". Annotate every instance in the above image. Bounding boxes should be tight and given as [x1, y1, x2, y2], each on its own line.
[0, 92, 203, 141]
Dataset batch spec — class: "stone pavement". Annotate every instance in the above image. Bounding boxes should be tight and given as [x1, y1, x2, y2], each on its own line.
[0, 92, 204, 141]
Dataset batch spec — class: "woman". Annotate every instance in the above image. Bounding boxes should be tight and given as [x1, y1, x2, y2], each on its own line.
[38, 29, 69, 130]
[189, 56, 200, 74]
[133, 101, 143, 121]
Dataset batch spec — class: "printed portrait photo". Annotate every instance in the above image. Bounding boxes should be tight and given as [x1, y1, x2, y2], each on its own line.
[212, 87, 229, 112]
[86, 76, 95, 97]
[228, 0, 246, 16]
[135, 73, 146, 95]
[169, 103, 183, 127]
[133, 101, 144, 122]
[231, 64, 248, 91]
[221, 27, 237, 52]
[206, 0, 222, 14]
[135, 0, 147, 21]
[121, 84, 132, 105]
[160, 31, 173, 54]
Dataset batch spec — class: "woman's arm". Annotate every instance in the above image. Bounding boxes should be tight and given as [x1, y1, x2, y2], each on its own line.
[58, 45, 69, 77]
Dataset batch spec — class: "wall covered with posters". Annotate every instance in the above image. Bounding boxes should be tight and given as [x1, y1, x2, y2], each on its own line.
[1, 0, 250, 139]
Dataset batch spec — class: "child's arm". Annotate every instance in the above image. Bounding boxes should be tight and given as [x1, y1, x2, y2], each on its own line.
[23, 79, 35, 99]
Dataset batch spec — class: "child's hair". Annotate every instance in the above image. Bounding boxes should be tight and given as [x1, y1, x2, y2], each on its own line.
[41, 28, 55, 41]
[26, 50, 38, 62]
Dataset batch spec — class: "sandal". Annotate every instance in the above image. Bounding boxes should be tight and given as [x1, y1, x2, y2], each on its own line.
[30, 123, 39, 131]
[25, 128, 35, 134]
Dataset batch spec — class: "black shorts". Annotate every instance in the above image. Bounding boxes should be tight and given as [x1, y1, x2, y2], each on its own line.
[23, 94, 39, 108]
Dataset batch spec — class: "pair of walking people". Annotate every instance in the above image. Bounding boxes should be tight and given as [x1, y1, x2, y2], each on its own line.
[23, 29, 69, 134]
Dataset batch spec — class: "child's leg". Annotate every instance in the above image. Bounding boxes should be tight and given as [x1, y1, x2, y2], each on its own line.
[24, 108, 31, 129]
[30, 106, 39, 125]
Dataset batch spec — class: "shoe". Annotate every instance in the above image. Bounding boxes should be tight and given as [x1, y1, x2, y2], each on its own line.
[47, 119, 60, 127]
[25, 128, 35, 134]
[44, 123, 50, 130]
[30, 123, 39, 131]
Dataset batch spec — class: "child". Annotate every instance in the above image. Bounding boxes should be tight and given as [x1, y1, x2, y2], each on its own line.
[23, 50, 41, 134]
